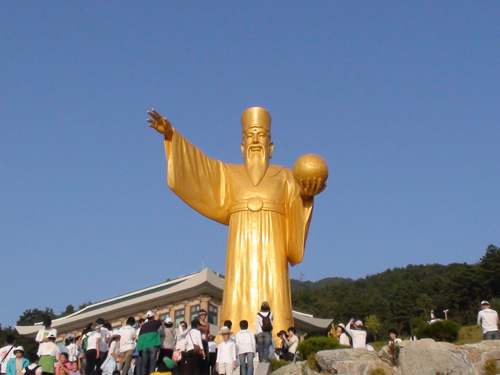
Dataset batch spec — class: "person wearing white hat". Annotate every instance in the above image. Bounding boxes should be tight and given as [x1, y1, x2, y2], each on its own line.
[137, 309, 162, 375]
[345, 319, 367, 349]
[477, 300, 499, 340]
[6, 347, 28, 375]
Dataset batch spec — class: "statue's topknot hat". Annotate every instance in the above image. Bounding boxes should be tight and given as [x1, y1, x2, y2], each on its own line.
[241, 107, 271, 133]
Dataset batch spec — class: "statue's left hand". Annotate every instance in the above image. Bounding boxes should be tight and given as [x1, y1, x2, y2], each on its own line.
[299, 177, 327, 198]
[147, 109, 173, 141]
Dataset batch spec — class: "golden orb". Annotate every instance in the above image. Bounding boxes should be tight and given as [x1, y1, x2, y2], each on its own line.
[293, 154, 329, 184]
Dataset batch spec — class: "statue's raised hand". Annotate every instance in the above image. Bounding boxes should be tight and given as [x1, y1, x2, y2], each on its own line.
[147, 109, 173, 141]
[298, 177, 327, 199]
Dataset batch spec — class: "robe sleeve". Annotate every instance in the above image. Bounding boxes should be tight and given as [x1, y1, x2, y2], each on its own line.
[284, 170, 314, 266]
[164, 130, 231, 225]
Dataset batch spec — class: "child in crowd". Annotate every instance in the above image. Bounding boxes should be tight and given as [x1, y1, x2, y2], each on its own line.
[216, 327, 236, 375]
[55, 353, 71, 375]
[235, 321, 255, 375]
[21, 354, 42, 375]
[69, 361, 82, 375]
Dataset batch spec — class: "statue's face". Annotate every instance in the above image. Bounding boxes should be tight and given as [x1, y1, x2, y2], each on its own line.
[241, 126, 273, 164]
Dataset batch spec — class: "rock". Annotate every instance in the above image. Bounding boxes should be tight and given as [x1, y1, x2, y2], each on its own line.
[461, 340, 500, 375]
[271, 361, 319, 375]
[396, 345, 475, 375]
[316, 348, 392, 374]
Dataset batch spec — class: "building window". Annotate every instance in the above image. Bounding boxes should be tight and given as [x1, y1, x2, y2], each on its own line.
[190, 305, 200, 320]
[208, 304, 218, 325]
[174, 308, 185, 325]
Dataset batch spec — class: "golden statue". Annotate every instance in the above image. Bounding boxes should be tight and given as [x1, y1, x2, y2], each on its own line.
[147, 107, 327, 335]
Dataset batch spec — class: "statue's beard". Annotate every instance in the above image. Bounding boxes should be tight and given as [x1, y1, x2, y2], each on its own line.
[244, 147, 269, 186]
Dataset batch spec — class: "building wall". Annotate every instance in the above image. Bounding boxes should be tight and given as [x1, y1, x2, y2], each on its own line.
[57, 293, 222, 340]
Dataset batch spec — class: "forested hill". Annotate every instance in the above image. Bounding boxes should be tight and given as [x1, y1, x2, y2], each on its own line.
[290, 277, 353, 292]
[291, 244, 500, 332]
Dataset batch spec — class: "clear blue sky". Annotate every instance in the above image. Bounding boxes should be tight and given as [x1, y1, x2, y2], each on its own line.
[1, 2, 499, 327]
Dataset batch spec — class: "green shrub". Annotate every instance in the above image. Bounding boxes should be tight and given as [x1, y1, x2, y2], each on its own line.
[413, 320, 460, 343]
[269, 358, 291, 372]
[297, 336, 345, 358]
[368, 369, 386, 375]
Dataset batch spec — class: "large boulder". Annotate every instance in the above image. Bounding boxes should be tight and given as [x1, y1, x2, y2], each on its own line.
[271, 361, 318, 375]
[395, 339, 475, 375]
[461, 340, 500, 375]
[316, 348, 392, 374]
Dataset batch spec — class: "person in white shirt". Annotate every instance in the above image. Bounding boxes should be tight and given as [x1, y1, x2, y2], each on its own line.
[282, 327, 299, 361]
[118, 317, 136, 375]
[37, 334, 60, 375]
[36, 318, 58, 344]
[84, 323, 102, 375]
[344, 319, 367, 349]
[185, 320, 205, 375]
[235, 321, 255, 375]
[216, 328, 236, 375]
[174, 321, 189, 375]
[477, 300, 500, 340]
[96, 320, 111, 364]
[335, 324, 350, 347]
[388, 329, 402, 344]
[254, 302, 273, 363]
[0, 335, 16, 375]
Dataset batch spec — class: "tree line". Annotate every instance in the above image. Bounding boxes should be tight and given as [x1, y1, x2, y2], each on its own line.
[291, 244, 500, 338]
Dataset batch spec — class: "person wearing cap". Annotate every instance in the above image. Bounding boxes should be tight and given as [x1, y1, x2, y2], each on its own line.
[0, 335, 16, 375]
[215, 327, 236, 375]
[158, 317, 176, 365]
[235, 321, 255, 375]
[118, 317, 136, 375]
[148, 107, 324, 336]
[477, 300, 499, 340]
[36, 318, 58, 344]
[37, 333, 60, 375]
[345, 319, 367, 349]
[137, 310, 162, 375]
[6, 347, 29, 375]
[255, 302, 273, 363]
[335, 324, 350, 347]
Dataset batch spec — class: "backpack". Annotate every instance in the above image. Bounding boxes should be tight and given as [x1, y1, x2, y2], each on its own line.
[258, 313, 273, 332]
[24, 365, 41, 375]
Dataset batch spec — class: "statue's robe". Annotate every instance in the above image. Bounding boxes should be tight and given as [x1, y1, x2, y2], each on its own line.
[164, 130, 314, 333]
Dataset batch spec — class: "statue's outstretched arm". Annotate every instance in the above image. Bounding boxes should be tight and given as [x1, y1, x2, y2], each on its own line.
[147, 109, 173, 141]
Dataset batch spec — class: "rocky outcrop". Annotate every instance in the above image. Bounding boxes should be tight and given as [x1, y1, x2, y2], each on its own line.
[316, 348, 392, 374]
[462, 340, 500, 375]
[271, 339, 500, 375]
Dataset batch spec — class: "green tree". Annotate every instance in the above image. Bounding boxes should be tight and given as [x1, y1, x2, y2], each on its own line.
[365, 314, 383, 341]
[16, 308, 56, 326]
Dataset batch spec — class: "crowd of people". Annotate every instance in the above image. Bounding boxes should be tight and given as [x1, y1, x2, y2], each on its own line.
[0, 302, 298, 375]
[1, 300, 498, 375]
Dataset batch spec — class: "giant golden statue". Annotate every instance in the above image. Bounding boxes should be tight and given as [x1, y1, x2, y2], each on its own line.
[148, 107, 327, 334]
